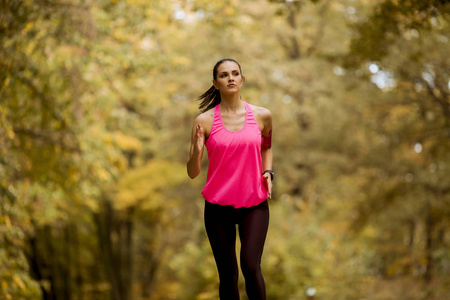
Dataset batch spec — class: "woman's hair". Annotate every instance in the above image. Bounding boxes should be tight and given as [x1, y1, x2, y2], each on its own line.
[198, 58, 244, 113]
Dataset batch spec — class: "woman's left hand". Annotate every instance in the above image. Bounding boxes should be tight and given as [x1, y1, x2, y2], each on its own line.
[263, 174, 272, 200]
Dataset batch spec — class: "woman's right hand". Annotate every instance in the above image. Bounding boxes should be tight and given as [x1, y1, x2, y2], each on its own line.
[187, 121, 206, 179]
[193, 124, 205, 155]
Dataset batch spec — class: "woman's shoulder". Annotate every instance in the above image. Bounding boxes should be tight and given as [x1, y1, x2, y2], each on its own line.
[194, 107, 215, 131]
[195, 107, 214, 122]
[248, 103, 272, 120]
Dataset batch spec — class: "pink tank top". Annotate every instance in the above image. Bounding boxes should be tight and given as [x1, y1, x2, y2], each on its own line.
[202, 101, 268, 208]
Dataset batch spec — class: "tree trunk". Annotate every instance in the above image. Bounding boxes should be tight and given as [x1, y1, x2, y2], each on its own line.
[62, 224, 72, 300]
[94, 200, 135, 300]
[286, 2, 300, 60]
[94, 200, 122, 300]
[123, 207, 134, 300]
[28, 233, 51, 300]
[407, 219, 415, 274]
[424, 199, 434, 283]
[71, 223, 84, 300]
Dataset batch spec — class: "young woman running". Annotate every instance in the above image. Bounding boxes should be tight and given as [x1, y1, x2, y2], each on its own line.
[187, 58, 273, 300]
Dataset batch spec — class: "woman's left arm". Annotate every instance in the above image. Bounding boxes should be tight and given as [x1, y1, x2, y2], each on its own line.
[261, 109, 273, 200]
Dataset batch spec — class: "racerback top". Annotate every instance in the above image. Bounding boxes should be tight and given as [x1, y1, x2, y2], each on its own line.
[202, 101, 268, 208]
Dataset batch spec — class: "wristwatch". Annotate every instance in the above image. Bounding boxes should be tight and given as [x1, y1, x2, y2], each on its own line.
[262, 170, 274, 181]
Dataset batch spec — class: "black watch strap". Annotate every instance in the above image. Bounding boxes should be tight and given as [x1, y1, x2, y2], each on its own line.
[263, 170, 274, 181]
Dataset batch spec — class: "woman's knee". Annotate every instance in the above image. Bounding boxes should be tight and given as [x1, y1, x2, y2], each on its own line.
[240, 257, 261, 277]
[217, 260, 239, 280]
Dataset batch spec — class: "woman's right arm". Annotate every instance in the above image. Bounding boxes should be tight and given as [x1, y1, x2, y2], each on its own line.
[187, 116, 206, 179]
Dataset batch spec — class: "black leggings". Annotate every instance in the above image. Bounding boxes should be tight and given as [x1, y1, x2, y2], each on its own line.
[204, 200, 269, 300]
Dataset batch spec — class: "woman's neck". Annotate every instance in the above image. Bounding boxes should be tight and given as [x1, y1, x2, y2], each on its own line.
[220, 94, 244, 113]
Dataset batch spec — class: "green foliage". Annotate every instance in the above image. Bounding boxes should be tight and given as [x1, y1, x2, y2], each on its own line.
[347, 0, 450, 65]
[0, 217, 42, 300]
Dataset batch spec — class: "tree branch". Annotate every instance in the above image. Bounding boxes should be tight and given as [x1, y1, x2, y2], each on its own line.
[13, 127, 81, 153]
[415, 76, 450, 121]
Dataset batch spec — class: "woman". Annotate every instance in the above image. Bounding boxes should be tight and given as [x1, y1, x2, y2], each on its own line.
[187, 58, 273, 300]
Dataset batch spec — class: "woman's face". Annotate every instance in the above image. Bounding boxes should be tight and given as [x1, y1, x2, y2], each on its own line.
[213, 61, 244, 94]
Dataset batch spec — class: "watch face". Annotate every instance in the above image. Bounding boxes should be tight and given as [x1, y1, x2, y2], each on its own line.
[263, 170, 274, 180]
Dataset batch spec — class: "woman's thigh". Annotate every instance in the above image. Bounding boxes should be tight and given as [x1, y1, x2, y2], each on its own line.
[239, 201, 269, 268]
[204, 202, 239, 273]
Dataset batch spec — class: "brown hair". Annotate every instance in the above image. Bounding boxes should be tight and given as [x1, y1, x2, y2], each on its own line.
[197, 58, 244, 113]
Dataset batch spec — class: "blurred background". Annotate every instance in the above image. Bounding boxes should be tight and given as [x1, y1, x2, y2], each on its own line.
[1, 0, 449, 299]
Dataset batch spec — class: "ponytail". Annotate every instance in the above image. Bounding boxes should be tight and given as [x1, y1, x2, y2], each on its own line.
[198, 85, 221, 113]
